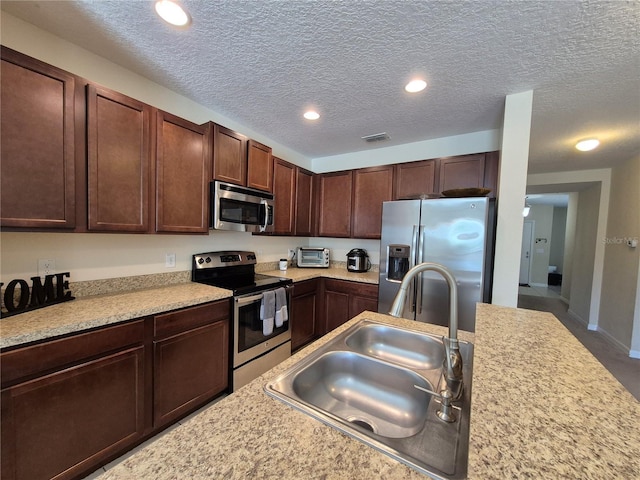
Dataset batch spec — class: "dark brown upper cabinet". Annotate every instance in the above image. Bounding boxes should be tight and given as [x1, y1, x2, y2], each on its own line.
[211, 123, 247, 187]
[394, 159, 438, 200]
[352, 165, 394, 239]
[155, 111, 210, 233]
[438, 153, 486, 192]
[294, 167, 314, 236]
[87, 85, 152, 232]
[1, 47, 78, 229]
[247, 139, 273, 193]
[317, 170, 353, 238]
[272, 157, 297, 235]
[212, 123, 247, 186]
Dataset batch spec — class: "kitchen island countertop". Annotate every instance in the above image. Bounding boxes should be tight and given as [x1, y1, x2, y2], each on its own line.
[94, 303, 640, 479]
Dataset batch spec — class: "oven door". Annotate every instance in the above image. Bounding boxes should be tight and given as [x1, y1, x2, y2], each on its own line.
[233, 286, 292, 368]
[212, 181, 274, 233]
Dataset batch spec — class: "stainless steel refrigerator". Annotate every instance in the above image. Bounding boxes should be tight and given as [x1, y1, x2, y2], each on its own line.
[377, 197, 494, 332]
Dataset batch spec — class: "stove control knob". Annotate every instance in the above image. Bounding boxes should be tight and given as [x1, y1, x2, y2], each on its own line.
[205, 257, 212, 263]
[197, 257, 205, 264]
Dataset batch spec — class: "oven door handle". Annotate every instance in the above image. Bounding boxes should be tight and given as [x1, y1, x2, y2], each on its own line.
[235, 293, 264, 306]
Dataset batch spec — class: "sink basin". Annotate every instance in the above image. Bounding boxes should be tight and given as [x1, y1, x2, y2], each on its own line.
[265, 319, 474, 479]
[292, 351, 432, 438]
[345, 323, 445, 370]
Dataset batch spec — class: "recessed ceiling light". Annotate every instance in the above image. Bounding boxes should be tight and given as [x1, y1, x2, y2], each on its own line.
[303, 110, 320, 120]
[155, 0, 191, 27]
[405, 79, 427, 93]
[575, 138, 600, 151]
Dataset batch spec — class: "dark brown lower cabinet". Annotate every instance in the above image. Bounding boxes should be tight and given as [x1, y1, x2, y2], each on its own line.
[153, 302, 229, 428]
[0, 320, 146, 480]
[321, 279, 378, 335]
[0, 300, 230, 480]
[291, 279, 320, 351]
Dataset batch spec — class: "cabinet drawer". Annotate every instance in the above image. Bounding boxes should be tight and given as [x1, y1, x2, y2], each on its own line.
[323, 279, 378, 298]
[153, 300, 229, 340]
[1, 320, 145, 387]
[293, 279, 319, 297]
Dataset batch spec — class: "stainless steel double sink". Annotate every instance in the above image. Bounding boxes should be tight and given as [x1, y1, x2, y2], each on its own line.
[265, 319, 474, 479]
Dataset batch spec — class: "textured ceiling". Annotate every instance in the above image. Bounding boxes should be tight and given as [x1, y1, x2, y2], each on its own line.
[2, 0, 639, 174]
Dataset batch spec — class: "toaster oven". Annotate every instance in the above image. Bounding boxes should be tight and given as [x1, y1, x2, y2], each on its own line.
[297, 247, 330, 268]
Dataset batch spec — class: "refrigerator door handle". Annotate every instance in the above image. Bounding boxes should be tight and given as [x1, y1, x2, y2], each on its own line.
[409, 225, 420, 313]
[416, 225, 424, 314]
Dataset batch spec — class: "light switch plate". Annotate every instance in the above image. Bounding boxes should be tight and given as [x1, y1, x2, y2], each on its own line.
[165, 253, 176, 268]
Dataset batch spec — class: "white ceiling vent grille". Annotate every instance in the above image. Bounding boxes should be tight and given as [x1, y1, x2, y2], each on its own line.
[361, 132, 390, 143]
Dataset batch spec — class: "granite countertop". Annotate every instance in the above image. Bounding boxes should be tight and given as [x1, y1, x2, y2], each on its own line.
[95, 304, 640, 479]
[261, 265, 380, 284]
[0, 267, 378, 350]
[0, 283, 232, 349]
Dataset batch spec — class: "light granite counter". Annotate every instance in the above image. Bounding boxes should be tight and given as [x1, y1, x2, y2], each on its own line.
[260, 265, 380, 285]
[94, 303, 639, 479]
[0, 283, 232, 349]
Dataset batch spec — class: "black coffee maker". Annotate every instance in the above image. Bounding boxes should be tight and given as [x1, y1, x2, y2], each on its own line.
[346, 248, 371, 272]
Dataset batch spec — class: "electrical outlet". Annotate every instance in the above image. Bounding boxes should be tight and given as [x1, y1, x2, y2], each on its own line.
[38, 259, 56, 276]
[165, 253, 176, 268]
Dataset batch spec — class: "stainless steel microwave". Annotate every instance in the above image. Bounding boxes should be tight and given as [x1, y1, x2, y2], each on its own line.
[211, 181, 274, 232]
[297, 247, 330, 268]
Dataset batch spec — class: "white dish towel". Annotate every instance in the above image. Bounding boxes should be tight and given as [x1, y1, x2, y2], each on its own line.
[275, 287, 288, 328]
[260, 290, 275, 336]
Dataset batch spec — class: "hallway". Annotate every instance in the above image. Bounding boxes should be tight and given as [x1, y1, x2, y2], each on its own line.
[517, 292, 640, 401]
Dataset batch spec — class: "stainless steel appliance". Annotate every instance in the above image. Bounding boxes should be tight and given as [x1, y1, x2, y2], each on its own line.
[378, 197, 494, 332]
[346, 248, 371, 272]
[210, 180, 274, 233]
[192, 251, 293, 391]
[296, 247, 330, 268]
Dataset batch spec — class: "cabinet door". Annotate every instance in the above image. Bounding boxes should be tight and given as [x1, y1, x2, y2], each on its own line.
[1, 47, 76, 228]
[295, 168, 314, 236]
[394, 159, 437, 200]
[349, 294, 379, 318]
[438, 153, 486, 192]
[352, 165, 393, 239]
[323, 289, 350, 333]
[212, 123, 247, 185]
[272, 157, 296, 235]
[153, 320, 229, 428]
[247, 140, 273, 192]
[1, 347, 145, 480]
[156, 111, 210, 233]
[317, 171, 353, 238]
[87, 85, 151, 232]
[291, 280, 318, 350]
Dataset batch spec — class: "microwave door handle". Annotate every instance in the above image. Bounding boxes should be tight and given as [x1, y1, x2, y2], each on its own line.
[259, 200, 269, 232]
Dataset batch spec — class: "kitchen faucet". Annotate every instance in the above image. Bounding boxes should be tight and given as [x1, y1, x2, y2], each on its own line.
[388, 262, 464, 410]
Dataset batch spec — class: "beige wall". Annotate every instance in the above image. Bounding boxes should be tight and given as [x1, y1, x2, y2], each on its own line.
[561, 193, 578, 300]
[599, 155, 640, 351]
[528, 204, 554, 285]
[568, 184, 601, 324]
[549, 207, 567, 273]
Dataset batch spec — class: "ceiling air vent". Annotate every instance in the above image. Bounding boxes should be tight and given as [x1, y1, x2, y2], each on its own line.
[361, 132, 390, 143]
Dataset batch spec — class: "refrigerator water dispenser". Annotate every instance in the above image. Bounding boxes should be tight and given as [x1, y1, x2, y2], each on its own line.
[387, 244, 410, 281]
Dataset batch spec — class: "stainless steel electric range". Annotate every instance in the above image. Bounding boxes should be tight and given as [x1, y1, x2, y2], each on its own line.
[192, 251, 293, 391]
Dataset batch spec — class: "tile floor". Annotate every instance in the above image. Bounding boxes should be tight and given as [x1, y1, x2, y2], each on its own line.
[518, 288, 640, 401]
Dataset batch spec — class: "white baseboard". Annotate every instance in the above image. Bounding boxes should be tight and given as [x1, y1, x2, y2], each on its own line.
[567, 308, 588, 326]
[530, 282, 549, 288]
[596, 327, 635, 356]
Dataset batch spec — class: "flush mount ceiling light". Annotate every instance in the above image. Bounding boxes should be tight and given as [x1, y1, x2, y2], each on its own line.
[405, 79, 427, 93]
[575, 138, 600, 152]
[303, 110, 320, 120]
[155, 0, 191, 27]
